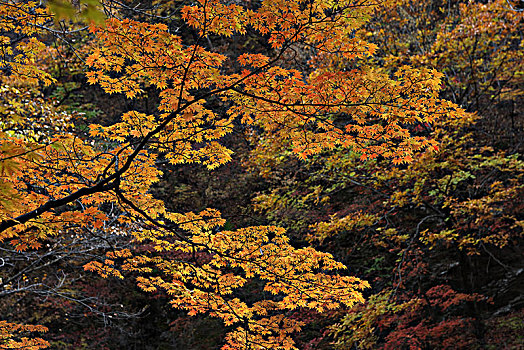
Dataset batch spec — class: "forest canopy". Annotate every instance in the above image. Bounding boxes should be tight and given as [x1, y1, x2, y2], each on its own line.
[0, 0, 522, 349]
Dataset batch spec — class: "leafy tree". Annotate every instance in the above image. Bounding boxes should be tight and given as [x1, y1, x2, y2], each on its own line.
[0, 0, 472, 348]
[245, 0, 523, 348]
[0, 320, 48, 349]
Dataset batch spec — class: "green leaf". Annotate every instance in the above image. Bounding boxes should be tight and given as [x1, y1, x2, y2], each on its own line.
[48, 0, 76, 21]
[50, 142, 66, 151]
[47, 0, 106, 24]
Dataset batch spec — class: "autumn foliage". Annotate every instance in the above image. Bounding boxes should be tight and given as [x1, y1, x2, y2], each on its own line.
[0, 0, 522, 349]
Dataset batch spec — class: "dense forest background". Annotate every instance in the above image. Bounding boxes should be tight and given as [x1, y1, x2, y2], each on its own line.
[0, 0, 522, 349]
